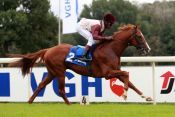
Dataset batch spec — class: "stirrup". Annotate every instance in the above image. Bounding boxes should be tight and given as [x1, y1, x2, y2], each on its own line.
[78, 56, 92, 61]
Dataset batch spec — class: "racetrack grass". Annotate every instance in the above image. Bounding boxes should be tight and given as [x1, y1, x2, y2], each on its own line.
[0, 103, 174, 117]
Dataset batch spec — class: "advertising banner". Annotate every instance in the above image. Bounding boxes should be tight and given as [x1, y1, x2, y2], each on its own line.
[61, 0, 78, 34]
[0, 66, 175, 103]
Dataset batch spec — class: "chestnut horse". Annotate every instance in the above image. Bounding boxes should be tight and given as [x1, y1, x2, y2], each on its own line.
[9, 24, 152, 105]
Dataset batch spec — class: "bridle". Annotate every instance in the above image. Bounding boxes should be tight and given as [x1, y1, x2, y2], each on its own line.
[129, 26, 150, 55]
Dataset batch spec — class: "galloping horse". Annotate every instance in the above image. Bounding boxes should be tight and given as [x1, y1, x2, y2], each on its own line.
[9, 24, 152, 105]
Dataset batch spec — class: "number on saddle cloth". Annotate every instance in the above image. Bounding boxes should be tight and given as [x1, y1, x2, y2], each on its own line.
[65, 45, 92, 66]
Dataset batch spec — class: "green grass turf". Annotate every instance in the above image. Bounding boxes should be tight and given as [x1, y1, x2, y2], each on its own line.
[0, 103, 174, 117]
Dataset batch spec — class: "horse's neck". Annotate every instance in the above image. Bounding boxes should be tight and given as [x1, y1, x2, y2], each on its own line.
[109, 39, 128, 56]
[109, 30, 132, 56]
[94, 38, 129, 57]
[94, 30, 131, 57]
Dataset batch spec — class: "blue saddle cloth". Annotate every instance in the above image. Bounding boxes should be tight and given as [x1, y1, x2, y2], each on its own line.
[65, 45, 92, 66]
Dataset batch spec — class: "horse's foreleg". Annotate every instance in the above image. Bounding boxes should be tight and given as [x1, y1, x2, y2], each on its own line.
[128, 81, 153, 101]
[57, 76, 71, 105]
[28, 73, 53, 104]
[107, 70, 129, 100]
[128, 81, 143, 95]
[118, 78, 142, 95]
[118, 78, 153, 101]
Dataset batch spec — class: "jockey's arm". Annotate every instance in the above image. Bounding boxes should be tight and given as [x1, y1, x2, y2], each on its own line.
[91, 25, 112, 40]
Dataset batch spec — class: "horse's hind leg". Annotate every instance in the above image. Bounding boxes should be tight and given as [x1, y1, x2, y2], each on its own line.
[28, 72, 54, 103]
[57, 75, 71, 105]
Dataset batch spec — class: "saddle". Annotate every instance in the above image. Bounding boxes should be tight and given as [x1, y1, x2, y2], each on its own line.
[65, 45, 93, 66]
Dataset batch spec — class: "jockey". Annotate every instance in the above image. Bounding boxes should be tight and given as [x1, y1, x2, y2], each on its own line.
[76, 13, 116, 60]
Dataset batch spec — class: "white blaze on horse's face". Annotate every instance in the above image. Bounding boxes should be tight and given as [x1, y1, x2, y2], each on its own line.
[135, 28, 151, 55]
[140, 32, 151, 52]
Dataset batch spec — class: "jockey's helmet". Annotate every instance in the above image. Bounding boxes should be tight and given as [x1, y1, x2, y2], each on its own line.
[103, 13, 116, 24]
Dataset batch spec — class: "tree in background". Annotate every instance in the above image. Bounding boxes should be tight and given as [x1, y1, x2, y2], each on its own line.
[0, 0, 58, 56]
[139, 1, 175, 56]
[1, 0, 175, 57]
[62, 0, 175, 56]
[62, 0, 140, 56]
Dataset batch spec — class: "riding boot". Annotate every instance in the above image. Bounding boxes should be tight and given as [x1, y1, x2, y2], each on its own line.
[81, 45, 91, 60]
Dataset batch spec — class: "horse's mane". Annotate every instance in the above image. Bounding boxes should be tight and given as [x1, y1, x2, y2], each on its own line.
[113, 24, 136, 36]
[97, 24, 136, 49]
[118, 24, 135, 31]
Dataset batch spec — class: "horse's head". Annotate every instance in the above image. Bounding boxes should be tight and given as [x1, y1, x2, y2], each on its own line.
[112, 24, 151, 55]
[127, 25, 151, 55]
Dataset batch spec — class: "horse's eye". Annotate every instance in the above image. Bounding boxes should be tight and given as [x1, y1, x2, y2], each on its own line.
[136, 35, 141, 39]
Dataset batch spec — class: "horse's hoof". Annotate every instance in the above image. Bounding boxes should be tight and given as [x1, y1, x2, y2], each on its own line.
[146, 97, 153, 101]
[66, 102, 71, 105]
[122, 95, 127, 100]
[122, 90, 127, 100]
[65, 100, 71, 105]
[28, 100, 33, 104]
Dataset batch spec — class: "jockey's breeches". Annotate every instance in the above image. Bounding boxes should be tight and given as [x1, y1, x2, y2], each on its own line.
[76, 23, 99, 46]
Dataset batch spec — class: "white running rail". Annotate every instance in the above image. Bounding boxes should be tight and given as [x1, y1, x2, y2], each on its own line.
[1, 56, 175, 105]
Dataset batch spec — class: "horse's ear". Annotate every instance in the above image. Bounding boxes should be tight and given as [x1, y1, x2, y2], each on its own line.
[135, 24, 141, 29]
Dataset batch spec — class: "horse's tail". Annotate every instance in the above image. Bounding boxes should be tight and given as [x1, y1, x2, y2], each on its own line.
[8, 49, 48, 77]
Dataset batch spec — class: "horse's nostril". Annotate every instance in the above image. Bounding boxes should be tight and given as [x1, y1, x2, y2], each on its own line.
[146, 48, 151, 53]
[148, 48, 151, 52]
